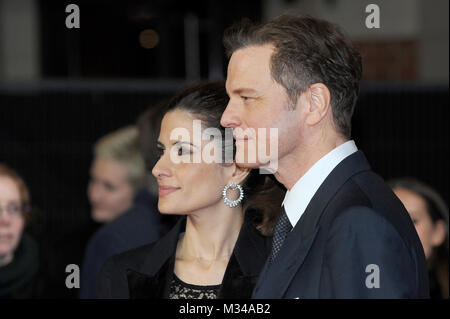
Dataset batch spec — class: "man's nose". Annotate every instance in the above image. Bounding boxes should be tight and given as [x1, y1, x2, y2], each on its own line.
[220, 100, 242, 128]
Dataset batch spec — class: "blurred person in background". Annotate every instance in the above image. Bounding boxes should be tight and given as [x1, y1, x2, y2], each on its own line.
[80, 125, 163, 298]
[88, 126, 144, 224]
[390, 178, 449, 299]
[0, 163, 42, 298]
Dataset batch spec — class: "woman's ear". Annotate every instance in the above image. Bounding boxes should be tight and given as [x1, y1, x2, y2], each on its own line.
[229, 164, 251, 185]
[431, 220, 447, 247]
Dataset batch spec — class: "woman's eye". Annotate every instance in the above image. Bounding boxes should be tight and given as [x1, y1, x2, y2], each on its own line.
[177, 147, 191, 156]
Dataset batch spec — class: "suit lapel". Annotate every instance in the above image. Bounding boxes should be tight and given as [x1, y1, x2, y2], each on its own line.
[253, 151, 372, 298]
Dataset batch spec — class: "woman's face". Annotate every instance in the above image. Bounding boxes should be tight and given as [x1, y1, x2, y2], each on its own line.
[394, 187, 445, 259]
[88, 157, 134, 223]
[0, 176, 25, 261]
[152, 109, 234, 215]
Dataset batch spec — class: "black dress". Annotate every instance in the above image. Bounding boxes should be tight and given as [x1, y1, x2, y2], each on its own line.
[169, 274, 221, 299]
[97, 214, 271, 299]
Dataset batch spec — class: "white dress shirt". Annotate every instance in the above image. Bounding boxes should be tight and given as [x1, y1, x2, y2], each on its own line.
[282, 140, 358, 228]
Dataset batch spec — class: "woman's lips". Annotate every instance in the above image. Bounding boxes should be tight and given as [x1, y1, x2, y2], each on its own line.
[158, 186, 180, 197]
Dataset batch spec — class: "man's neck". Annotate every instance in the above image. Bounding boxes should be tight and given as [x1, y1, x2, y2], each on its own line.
[275, 135, 348, 190]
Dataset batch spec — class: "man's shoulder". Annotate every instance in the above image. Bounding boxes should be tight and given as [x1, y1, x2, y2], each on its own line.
[322, 170, 419, 249]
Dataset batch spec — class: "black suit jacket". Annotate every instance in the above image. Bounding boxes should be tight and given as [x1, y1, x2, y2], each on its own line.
[97, 215, 271, 298]
[253, 151, 429, 299]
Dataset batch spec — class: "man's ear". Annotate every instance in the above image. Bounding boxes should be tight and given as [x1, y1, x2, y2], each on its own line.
[305, 83, 331, 126]
[229, 164, 251, 185]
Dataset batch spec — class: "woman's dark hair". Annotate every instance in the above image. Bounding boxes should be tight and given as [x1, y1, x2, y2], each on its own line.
[161, 81, 284, 235]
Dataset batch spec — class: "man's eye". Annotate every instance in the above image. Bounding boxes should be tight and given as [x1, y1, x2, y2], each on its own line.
[241, 95, 255, 101]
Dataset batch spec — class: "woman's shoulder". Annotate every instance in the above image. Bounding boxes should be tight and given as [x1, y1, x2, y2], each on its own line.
[103, 240, 158, 272]
[101, 217, 184, 274]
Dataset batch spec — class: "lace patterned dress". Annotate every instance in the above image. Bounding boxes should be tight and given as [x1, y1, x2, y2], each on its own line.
[168, 274, 221, 299]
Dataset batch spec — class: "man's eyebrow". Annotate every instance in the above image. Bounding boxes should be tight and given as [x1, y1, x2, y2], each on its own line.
[231, 88, 258, 95]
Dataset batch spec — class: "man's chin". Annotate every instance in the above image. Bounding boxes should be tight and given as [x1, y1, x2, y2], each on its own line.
[235, 155, 278, 174]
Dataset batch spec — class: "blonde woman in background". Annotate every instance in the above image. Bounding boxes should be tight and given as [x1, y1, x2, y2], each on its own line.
[80, 125, 165, 298]
[88, 126, 146, 223]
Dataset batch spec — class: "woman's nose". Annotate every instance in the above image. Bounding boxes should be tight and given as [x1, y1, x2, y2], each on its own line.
[152, 156, 172, 179]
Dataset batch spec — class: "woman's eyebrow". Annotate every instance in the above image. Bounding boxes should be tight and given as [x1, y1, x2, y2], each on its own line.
[172, 141, 198, 148]
[156, 141, 165, 148]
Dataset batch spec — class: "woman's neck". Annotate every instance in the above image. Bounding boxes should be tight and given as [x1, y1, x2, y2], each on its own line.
[178, 204, 244, 262]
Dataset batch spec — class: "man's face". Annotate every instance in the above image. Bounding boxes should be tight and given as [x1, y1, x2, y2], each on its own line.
[221, 44, 301, 170]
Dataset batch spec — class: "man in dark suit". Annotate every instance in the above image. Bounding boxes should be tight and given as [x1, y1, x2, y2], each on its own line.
[220, 14, 429, 298]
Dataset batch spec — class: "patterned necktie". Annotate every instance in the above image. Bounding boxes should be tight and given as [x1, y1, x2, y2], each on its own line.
[268, 206, 292, 264]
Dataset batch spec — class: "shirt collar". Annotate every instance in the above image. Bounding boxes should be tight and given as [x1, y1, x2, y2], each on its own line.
[282, 140, 358, 228]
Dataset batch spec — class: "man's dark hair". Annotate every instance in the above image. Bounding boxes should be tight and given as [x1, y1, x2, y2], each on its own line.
[223, 14, 362, 138]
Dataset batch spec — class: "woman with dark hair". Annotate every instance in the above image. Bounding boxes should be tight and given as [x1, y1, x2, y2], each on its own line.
[0, 163, 40, 298]
[97, 82, 283, 299]
[390, 178, 449, 299]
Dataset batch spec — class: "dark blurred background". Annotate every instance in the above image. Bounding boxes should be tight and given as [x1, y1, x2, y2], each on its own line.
[0, 0, 448, 297]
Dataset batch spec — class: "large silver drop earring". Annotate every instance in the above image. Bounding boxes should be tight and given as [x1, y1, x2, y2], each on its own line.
[222, 182, 244, 208]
